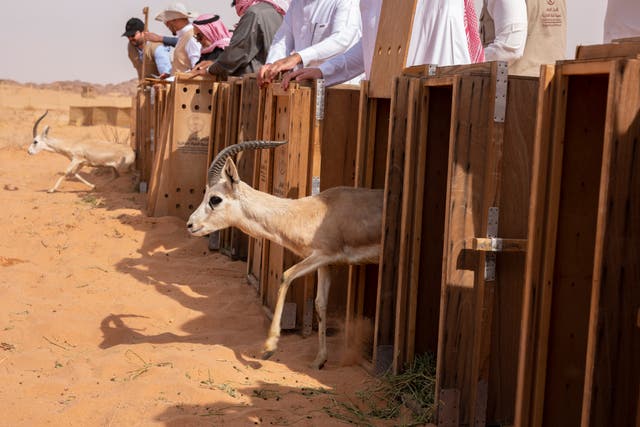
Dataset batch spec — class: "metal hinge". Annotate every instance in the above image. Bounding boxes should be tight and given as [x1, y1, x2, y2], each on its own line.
[494, 61, 508, 122]
[315, 78, 325, 121]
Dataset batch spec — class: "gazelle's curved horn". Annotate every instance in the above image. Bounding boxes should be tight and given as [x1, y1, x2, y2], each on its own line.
[208, 140, 288, 185]
[32, 110, 49, 138]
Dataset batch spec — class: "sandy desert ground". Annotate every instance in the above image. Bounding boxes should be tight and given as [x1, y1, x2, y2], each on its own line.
[0, 83, 401, 426]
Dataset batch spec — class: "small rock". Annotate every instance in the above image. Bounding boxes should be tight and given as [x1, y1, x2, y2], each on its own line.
[3, 184, 18, 191]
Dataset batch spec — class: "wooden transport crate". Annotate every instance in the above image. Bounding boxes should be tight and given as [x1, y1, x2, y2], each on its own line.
[246, 78, 268, 291]
[515, 58, 640, 427]
[318, 84, 361, 321]
[209, 78, 244, 259]
[251, 82, 317, 330]
[133, 86, 153, 190]
[147, 75, 218, 220]
[344, 81, 392, 371]
[375, 62, 538, 425]
[230, 76, 263, 263]
[132, 83, 169, 191]
[247, 82, 362, 332]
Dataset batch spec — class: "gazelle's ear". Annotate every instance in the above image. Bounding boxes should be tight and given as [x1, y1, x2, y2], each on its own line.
[223, 157, 240, 189]
[43, 126, 50, 137]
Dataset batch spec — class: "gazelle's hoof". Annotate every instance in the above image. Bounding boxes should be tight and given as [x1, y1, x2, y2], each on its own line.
[310, 356, 327, 370]
[261, 350, 275, 360]
[47, 189, 56, 193]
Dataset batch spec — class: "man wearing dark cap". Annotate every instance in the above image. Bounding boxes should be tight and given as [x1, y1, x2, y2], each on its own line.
[123, 17, 172, 79]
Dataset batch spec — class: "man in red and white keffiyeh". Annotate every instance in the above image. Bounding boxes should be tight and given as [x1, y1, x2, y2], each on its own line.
[192, 14, 232, 63]
[234, 0, 289, 16]
[189, 0, 290, 77]
[464, 0, 485, 63]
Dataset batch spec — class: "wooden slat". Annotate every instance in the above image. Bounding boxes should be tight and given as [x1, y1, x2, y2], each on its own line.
[575, 42, 640, 60]
[437, 73, 490, 425]
[345, 82, 388, 366]
[538, 67, 609, 426]
[408, 83, 452, 364]
[374, 76, 412, 373]
[355, 81, 375, 189]
[209, 82, 227, 167]
[146, 85, 174, 216]
[581, 59, 640, 426]
[514, 64, 557, 427]
[529, 64, 572, 427]
[613, 36, 640, 43]
[368, 0, 417, 98]
[246, 79, 267, 290]
[390, 76, 422, 373]
[557, 60, 614, 76]
[286, 85, 315, 329]
[224, 79, 247, 260]
[320, 86, 360, 318]
[468, 61, 506, 425]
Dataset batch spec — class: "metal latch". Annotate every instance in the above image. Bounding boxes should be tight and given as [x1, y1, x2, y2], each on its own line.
[485, 207, 499, 281]
[467, 207, 527, 281]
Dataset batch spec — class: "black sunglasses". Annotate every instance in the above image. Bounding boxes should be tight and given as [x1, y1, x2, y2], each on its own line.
[193, 15, 220, 25]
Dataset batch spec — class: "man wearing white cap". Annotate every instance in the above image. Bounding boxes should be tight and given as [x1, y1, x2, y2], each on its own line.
[155, 2, 202, 73]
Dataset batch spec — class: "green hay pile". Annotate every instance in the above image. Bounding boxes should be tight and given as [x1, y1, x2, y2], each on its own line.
[324, 352, 436, 426]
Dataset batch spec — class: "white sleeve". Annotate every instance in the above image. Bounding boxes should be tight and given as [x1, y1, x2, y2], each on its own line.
[483, 0, 527, 63]
[266, 11, 293, 63]
[318, 38, 365, 87]
[186, 38, 203, 68]
[297, 0, 361, 66]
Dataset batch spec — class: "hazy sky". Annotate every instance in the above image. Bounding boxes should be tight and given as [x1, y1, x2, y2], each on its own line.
[2, 0, 607, 85]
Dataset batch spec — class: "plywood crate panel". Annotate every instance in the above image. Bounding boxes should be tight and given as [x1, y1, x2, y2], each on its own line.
[375, 62, 538, 425]
[147, 76, 217, 221]
[515, 58, 640, 427]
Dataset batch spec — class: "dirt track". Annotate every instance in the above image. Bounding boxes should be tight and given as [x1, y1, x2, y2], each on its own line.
[0, 87, 384, 426]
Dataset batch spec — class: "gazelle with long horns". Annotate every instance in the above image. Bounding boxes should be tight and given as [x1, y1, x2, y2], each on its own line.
[187, 140, 383, 369]
[28, 111, 136, 193]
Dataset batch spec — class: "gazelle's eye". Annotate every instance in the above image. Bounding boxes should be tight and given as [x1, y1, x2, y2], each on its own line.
[33, 140, 38, 145]
[208, 195, 222, 208]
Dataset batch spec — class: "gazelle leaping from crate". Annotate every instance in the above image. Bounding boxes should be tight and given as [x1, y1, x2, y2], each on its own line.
[28, 111, 136, 193]
[187, 140, 383, 369]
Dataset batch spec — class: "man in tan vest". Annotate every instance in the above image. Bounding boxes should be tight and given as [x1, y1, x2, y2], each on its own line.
[480, 0, 567, 76]
[155, 2, 202, 73]
[123, 17, 172, 80]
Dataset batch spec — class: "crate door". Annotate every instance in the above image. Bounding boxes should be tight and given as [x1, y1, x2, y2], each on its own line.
[437, 71, 537, 425]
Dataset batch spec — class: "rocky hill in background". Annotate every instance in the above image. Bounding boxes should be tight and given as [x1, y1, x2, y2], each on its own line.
[0, 78, 137, 98]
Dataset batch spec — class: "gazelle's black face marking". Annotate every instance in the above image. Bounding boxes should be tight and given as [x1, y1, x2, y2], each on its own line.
[208, 195, 222, 209]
